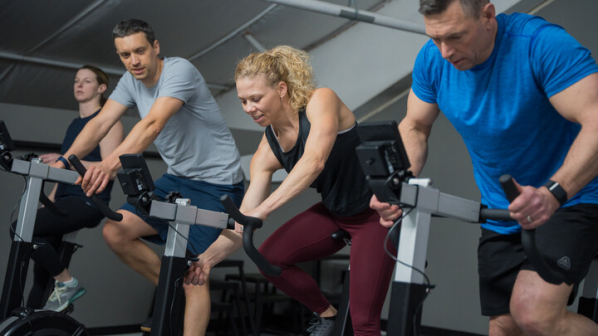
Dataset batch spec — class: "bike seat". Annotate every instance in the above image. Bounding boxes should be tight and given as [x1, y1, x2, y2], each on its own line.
[330, 230, 351, 241]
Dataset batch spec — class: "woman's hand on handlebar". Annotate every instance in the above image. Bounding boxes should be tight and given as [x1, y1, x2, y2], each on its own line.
[185, 257, 211, 286]
[507, 178, 560, 230]
[39, 153, 61, 165]
[370, 194, 403, 228]
[235, 207, 268, 233]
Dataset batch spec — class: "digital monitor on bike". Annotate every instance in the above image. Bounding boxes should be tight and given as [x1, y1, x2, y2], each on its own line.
[0, 120, 15, 154]
[355, 120, 410, 176]
[117, 154, 155, 196]
[355, 121, 411, 204]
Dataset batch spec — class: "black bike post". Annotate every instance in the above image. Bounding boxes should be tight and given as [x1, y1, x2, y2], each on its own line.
[331, 267, 353, 336]
[148, 199, 195, 336]
[578, 257, 598, 322]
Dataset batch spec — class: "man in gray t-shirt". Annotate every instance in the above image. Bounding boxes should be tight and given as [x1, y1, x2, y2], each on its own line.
[53, 19, 244, 335]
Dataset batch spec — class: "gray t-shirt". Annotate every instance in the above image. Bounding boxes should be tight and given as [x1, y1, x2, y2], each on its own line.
[110, 57, 243, 185]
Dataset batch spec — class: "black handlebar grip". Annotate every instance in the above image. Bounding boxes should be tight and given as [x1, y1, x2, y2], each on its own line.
[227, 217, 235, 230]
[68, 155, 123, 222]
[479, 208, 512, 222]
[499, 174, 563, 285]
[220, 195, 282, 277]
[499, 174, 519, 203]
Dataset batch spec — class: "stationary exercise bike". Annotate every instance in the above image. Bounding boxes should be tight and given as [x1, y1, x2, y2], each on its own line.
[106, 153, 239, 336]
[354, 120, 598, 335]
[0, 120, 122, 335]
[0, 122, 255, 336]
[220, 178, 356, 335]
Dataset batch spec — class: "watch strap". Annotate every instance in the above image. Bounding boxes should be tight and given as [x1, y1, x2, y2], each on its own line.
[55, 156, 70, 170]
[543, 180, 567, 206]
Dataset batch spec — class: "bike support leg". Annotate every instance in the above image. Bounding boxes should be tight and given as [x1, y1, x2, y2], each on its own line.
[332, 266, 352, 336]
[1, 174, 42, 319]
[386, 208, 431, 336]
[150, 202, 196, 336]
[578, 257, 598, 322]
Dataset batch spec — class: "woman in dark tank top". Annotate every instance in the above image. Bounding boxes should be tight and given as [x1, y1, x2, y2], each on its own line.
[189, 46, 395, 336]
[13, 65, 123, 311]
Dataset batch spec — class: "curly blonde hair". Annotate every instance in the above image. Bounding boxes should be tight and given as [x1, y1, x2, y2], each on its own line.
[235, 46, 316, 112]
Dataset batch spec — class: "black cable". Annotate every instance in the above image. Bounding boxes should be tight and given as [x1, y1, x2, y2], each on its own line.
[383, 207, 435, 336]
[170, 276, 185, 336]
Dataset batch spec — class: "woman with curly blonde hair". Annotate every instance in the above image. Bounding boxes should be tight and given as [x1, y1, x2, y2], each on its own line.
[187, 46, 394, 335]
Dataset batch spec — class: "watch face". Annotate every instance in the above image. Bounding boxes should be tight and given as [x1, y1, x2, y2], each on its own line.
[544, 180, 567, 205]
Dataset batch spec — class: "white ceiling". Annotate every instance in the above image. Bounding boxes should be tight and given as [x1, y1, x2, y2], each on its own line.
[0, 0, 386, 114]
[0, 0, 548, 134]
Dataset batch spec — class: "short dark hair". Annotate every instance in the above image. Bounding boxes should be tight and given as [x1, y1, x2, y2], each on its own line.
[419, 0, 489, 18]
[112, 19, 156, 45]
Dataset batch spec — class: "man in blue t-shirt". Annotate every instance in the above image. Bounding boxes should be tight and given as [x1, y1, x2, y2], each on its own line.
[371, 0, 598, 335]
[52, 19, 244, 335]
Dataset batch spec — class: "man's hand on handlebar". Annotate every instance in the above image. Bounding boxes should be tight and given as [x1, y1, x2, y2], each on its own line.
[506, 178, 560, 230]
[185, 257, 211, 286]
[370, 194, 403, 228]
[80, 161, 116, 197]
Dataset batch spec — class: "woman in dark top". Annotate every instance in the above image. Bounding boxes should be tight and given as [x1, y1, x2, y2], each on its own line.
[187, 46, 394, 336]
[13, 65, 123, 311]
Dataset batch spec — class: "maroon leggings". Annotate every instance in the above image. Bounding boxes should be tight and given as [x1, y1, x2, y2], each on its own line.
[258, 203, 395, 335]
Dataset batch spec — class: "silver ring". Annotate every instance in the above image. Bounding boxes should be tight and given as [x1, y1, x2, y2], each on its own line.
[526, 215, 533, 223]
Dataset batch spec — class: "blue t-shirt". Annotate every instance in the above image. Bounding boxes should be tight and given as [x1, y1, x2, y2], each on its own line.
[412, 13, 598, 234]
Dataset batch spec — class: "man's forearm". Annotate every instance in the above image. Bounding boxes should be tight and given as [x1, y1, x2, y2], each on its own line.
[102, 118, 162, 171]
[399, 122, 429, 177]
[63, 117, 111, 161]
[552, 124, 598, 197]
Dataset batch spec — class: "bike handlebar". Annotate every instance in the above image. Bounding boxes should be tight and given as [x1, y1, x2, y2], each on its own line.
[499, 174, 563, 285]
[68, 155, 123, 222]
[220, 195, 282, 277]
[39, 191, 68, 217]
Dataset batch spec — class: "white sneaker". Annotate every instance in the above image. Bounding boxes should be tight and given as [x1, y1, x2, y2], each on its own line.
[43, 278, 86, 312]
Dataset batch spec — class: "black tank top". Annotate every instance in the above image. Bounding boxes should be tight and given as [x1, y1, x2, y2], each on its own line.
[265, 109, 372, 217]
[54, 110, 113, 205]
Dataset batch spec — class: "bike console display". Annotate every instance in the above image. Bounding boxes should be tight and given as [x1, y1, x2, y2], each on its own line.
[117, 154, 156, 215]
[356, 121, 412, 205]
[117, 154, 155, 196]
[0, 120, 15, 171]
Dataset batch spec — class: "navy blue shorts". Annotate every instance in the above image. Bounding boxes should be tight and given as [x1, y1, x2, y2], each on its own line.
[120, 174, 244, 255]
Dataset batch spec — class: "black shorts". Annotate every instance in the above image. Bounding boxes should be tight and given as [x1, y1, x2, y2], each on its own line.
[477, 203, 598, 317]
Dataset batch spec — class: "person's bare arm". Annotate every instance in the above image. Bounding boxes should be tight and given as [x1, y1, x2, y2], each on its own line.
[509, 73, 598, 228]
[57, 99, 128, 167]
[79, 120, 125, 169]
[371, 89, 440, 227]
[79, 97, 183, 196]
[251, 88, 342, 218]
[185, 136, 282, 285]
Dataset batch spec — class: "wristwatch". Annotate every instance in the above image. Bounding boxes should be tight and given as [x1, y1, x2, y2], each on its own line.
[543, 180, 567, 206]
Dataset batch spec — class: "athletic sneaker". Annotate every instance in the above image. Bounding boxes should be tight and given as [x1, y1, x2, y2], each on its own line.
[307, 313, 335, 336]
[43, 278, 86, 312]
